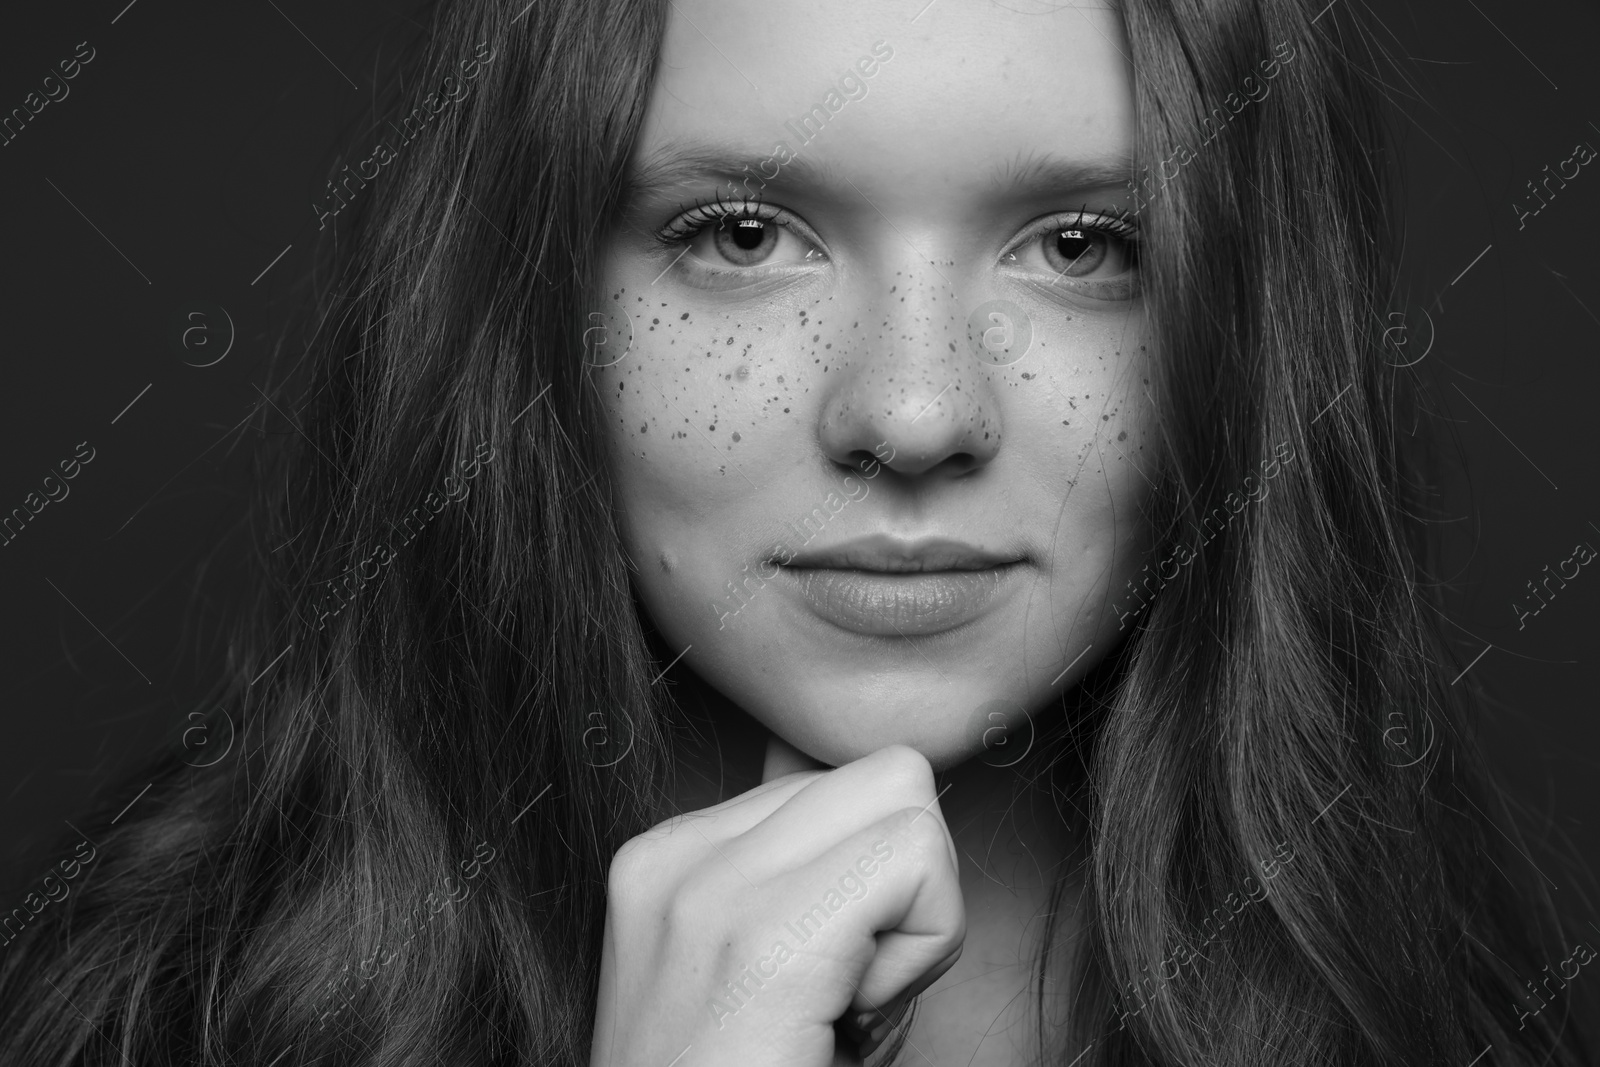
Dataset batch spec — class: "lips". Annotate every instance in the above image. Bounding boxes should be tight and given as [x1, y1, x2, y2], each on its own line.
[776, 535, 1025, 636]
[778, 533, 1021, 573]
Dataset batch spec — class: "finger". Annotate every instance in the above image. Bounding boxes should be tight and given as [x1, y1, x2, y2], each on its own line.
[762, 732, 828, 784]
[848, 940, 961, 1051]
[852, 914, 964, 1015]
[750, 746, 958, 876]
[862, 942, 962, 1017]
[767, 807, 965, 1042]
[695, 746, 950, 887]
[647, 734, 822, 852]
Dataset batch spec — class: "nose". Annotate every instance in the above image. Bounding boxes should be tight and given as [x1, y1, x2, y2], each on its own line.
[816, 269, 1003, 478]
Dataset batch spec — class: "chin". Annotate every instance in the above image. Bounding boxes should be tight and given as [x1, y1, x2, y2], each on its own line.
[805, 735, 983, 774]
[757, 686, 1044, 774]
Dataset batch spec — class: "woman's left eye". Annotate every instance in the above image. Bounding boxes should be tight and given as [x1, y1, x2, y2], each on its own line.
[657, 198, 825, 273]
[1001, 210, 1140, 287]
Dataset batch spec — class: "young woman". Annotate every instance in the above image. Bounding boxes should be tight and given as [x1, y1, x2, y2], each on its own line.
[1, 0, 1593, 1064]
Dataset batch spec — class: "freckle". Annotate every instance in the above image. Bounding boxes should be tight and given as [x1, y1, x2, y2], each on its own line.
[732, 432, 741, 442]
[1117, 430, 1127, 441]
[680, 312, 689, 320]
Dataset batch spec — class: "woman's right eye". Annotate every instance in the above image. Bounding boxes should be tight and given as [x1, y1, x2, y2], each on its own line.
[657, 199, 828, 277]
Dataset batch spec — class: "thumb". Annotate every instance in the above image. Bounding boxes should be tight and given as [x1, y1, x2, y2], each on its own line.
[761, 732, 828, 784]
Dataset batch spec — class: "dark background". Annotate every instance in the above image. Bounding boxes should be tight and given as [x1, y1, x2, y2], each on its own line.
[1, 0, 1596, 928]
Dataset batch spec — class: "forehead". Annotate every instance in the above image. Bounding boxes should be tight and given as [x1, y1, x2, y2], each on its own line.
[637, 0, 1135, 197]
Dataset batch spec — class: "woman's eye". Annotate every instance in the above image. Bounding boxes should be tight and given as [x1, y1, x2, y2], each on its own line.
[1044, 228, 1114, 276]
[1003, 213, 1140, 288]
[659, 201, 825, 274]
[705, 216, 783, 267]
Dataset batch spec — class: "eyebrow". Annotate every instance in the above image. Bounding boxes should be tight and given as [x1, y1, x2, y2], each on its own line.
[627, 140, 844, 199]
[988, 148, 1137, 196]
[627, 140, 1136, 201]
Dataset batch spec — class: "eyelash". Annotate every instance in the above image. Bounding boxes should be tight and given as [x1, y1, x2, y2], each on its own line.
[654, 194, 810, 249]
[1002, 205, 1141, 259]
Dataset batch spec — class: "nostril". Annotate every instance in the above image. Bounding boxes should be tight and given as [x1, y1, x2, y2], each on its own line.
[917, 451, 981, 477]
[865, 447, 980, 478]
[845, 449, 881, 475]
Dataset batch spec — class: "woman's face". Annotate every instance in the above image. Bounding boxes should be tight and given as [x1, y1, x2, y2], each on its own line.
[596, 0, 1155, 770]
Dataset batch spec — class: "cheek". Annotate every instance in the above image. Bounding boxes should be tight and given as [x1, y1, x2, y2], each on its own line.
[592, 281, 843, 580]
[595, 285, 809, 476]
[1010, 304, 1155, 487]
[1005, 309, 1157, 609]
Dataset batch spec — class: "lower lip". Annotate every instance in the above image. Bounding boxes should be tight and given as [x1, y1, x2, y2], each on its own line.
[781, 564, 1020, 636]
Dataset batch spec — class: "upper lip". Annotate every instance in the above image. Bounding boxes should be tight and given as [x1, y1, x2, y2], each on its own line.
[778, 534, 1022, 573]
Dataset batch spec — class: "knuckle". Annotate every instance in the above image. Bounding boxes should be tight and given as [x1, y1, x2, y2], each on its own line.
[611, 813, 689, 870]
[935, 922, 967, 961]
[605, 842, 650, 908]
[609, 830, 653, 873]
[608, 814, 740, 917]
[607, 831, 674, 906]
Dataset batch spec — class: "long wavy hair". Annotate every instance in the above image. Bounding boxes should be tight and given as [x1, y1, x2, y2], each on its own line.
[0, 0, 1592, 1065]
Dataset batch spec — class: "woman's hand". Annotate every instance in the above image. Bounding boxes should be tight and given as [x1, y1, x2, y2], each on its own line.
[589, 738, 965, 1067]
